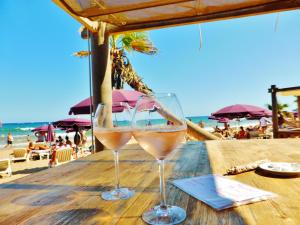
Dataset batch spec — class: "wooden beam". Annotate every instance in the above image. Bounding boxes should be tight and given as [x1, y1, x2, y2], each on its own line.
[297, 96, 300, 122]
[277, 85, 300, 92]
[81, 0, 194, 18]
[270, 85, 279, 138]
[108, 0, 300, 34]
[52, 0, 99, 33]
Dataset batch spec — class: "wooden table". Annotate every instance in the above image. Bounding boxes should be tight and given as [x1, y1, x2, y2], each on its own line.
[0, 139, 299, 225]
[278, 129, 300, 138]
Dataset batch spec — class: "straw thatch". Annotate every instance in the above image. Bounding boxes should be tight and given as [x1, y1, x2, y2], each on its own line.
[53, 0, 300, 33]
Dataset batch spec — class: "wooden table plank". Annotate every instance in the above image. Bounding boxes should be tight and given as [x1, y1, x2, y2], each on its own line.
[206, 139, 300, 225]
[0, 139, 299, 224]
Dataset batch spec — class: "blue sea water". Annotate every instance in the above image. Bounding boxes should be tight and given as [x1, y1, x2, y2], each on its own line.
[0, 122, 74, 146]
[0, 116, 259, 139]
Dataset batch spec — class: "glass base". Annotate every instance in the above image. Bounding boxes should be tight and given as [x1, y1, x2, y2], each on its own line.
[101, 188, 135, 201]
[142, 205, 186, 225]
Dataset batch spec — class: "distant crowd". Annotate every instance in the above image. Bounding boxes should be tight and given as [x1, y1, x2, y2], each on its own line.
[197, 117, 272, 140]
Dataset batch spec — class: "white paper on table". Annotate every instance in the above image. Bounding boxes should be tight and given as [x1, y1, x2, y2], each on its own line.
[171, 174, 276, 210]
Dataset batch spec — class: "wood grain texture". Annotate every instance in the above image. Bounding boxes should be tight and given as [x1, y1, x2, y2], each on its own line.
[0, 139, 299, 224]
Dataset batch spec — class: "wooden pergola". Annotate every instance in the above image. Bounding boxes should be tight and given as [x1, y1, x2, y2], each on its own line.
[53, 0, 300, 34]
[52, 0, 300, 149]
[269, 85, 300, 138]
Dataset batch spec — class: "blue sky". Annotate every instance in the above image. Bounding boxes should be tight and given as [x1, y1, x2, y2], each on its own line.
[0, 1, 299, 123]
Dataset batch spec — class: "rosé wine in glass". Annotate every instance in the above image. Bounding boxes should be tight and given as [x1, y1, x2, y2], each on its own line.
[93, 103, 135, 201]
[133, 128, 186, 160]
[132, 93, 187, 225]
[94, 128, 132, 150]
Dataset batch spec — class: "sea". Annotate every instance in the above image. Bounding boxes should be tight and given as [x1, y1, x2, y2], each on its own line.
[0, 116, 260, 148]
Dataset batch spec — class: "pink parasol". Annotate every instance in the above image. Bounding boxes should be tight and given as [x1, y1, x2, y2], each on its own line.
[32, 124, 55, 132]
[46, 124, 55, 142]
[52, 118, 91, 130]
[209, 116, 230, 123]
[212, 104, 271, 119]
[69, 89, 144, 115]
[218, 118, 230, 123]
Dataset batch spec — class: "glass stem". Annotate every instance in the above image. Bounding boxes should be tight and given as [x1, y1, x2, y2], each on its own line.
[113, 150, 120, 190]
[158, 159, 167, 208]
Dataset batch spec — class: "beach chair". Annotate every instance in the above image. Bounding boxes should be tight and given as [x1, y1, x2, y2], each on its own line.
[0, 159, 12, 177]
[49, 148, 74, 168]
[11, 148, 29, 162]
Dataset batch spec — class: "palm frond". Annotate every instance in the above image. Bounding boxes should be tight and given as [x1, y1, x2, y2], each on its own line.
[114, 32, 158, 55]
[73, 50, 91, 57]
[130, 40, 158, 55]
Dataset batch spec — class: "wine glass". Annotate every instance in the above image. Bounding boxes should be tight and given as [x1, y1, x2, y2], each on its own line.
[132, 93, 187, 224]
[93, 102, 135, 201]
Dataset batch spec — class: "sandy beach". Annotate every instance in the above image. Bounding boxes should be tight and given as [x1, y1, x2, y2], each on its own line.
[0, 136, 140, 184]
[0, 147, 49, 184]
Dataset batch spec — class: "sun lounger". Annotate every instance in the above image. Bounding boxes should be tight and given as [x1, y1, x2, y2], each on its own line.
[49, 148, 74, 167]
[0, 159, 12, 177]
[11, 149, 29, 162]
[30, 149, 51, 160]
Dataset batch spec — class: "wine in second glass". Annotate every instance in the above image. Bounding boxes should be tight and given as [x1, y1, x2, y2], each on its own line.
[132, 93, 187, 224]
[133, 128, 186, 160]
[94, 103, 134, 201]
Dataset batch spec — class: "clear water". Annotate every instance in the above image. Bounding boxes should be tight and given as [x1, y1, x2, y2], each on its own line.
[0, 116, 259, 147]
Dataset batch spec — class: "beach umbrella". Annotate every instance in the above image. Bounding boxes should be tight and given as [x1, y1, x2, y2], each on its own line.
[46, 123, 54, 143]
[246, 111, 272, 120]
[68, 89, 144, 115]
[212, 104, 271, 120]
[32, 125, 55, 133]
[218, 118, 230, 123]
[208, 115, 218, 120]
[52, 118, 91, 130]
[135, 97, 159, 112]
[209, 116, 230, 123]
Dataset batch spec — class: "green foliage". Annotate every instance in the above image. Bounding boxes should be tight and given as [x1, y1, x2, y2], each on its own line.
[110, 32, 158, 55]
[110, 32, 157, 92]
[266, 103, 289, 111]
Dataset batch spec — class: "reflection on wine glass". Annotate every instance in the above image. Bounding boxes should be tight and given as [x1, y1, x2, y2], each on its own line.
[132, 93, 187, 224]
[93, 103, 135, 201]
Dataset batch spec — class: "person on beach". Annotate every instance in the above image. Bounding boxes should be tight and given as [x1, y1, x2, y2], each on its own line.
[214, 126, 221, 133]
[80, 130, 87, 146]
[198, 120, 205, 128]
[28, 141, 35, 151]
[57, 136, 64, 146]
[259, 117, 270, 134]
[278, 112, 285, 129]
[65, 136, 72, 146]
[236, 126, 248, 139]
[167, 120, 174, 125]
[4, 133, 13, 148]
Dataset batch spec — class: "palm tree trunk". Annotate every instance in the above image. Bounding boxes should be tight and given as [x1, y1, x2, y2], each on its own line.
[91, 33, 113, 151]
[111, 49, 152, 94]
[112, 50, 219, 140]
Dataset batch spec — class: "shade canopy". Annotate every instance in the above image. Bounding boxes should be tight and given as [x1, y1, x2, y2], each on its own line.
[209, 116, 230, 124]
[53, 118, 91, 130]
[46, 124, 55, 142]
[218, 117, 230, 123]
[69, 89, 144, 115]
[53, 0, 300, 34]
[278, 89, 300, 96]
[212, 104, 271, 119]
[32, 124, 55, 133]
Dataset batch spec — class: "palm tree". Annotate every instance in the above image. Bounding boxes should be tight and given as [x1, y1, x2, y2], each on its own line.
[110, 32, 157, 94]
[74, 31, 157, 95]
